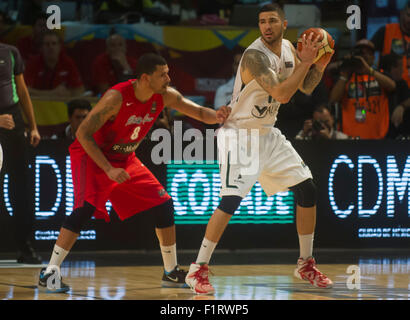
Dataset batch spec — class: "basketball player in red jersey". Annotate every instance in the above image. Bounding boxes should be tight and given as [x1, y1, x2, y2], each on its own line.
[38, 53, 231, 293]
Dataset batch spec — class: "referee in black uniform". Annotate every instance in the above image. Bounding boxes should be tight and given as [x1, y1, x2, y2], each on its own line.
[0, 42, 41, 263]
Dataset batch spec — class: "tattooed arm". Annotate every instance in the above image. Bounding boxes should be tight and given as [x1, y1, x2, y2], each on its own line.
[241, 49, 313, 104]
[290, 42, 333, 95]
[76, 89, 130, 183]
[300, 67, 324, 95]
[163, 87, 231, 124]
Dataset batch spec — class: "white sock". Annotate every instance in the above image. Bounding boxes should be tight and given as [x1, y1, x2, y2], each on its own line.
[196, 238, 217, 265]
[160, 244, 177, 273]
[298, 233, 314, 260]
[46, 244, 69, 273]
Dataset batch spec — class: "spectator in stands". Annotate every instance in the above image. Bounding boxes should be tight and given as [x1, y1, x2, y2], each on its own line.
[24, 30, 85, 98]
[295, 105, 350, 140]
[371, 2, 410, 86]
[213, 52, 241, 109]
[17, 13, 48, 62]
[329, 39, 396, 139]
[52, 99, 92, 142]
[91, 33, 137, 95]
[380, 52, 410, 138]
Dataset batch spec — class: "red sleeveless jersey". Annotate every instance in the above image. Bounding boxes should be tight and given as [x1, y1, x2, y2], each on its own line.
[70, 79, 164, 161]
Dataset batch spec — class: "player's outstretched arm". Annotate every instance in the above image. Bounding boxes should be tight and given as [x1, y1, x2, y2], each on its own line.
[163, 87, 231, 124]
[76, 89, 130, 183]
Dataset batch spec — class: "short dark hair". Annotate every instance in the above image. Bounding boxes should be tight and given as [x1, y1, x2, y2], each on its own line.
[135, 53, 167, 79]
[67, 99, 91, 118]
[258, 3, 285, 21]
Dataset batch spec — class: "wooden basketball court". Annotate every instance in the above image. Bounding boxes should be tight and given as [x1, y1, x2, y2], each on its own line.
[0, 250, 409, 300]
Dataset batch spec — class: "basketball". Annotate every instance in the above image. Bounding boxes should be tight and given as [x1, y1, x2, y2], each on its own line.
[297, 28, 335, 63]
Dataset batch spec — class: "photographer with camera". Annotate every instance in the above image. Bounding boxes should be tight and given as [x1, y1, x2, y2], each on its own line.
[295, 104, 349, 140]
[329, 39, 396, 139]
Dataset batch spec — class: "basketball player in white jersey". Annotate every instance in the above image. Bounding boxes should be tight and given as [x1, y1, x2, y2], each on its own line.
[185, 4, 334, 294]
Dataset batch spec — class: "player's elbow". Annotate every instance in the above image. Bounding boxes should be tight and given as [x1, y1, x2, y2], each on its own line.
[15, 75, 28, 97]
[275, 95, 291, 104]
[16, 86, 26, 102]
[198, 107, 217, 124]
[299, 86, 314, 96]
[75, 124, 87, 141]
[269, 93, 290, 104]
[269, 87, 291, 104]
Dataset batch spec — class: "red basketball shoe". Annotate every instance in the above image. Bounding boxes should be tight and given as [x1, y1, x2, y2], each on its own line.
[294, 256, 333, 288]
[185, 263, 215, 294]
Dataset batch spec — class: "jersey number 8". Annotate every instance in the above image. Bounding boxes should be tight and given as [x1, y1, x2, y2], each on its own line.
[131, 126, 141, 140]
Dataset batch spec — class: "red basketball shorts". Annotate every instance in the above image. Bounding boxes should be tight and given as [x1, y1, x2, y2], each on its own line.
[70, 149, 171, 222]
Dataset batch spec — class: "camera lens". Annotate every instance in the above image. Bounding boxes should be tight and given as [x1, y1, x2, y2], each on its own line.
[312, 120, 324, 132]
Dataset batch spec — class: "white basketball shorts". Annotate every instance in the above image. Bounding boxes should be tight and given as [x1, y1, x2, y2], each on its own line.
[217, 126, 312, 198]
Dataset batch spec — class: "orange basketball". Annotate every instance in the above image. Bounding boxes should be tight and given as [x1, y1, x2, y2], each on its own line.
[297, 28, 335, 63]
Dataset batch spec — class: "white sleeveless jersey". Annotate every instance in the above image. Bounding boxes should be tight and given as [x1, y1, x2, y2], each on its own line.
[224, 37, 295, 135]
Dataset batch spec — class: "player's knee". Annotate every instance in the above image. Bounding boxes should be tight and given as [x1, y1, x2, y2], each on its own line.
[290, 178, 317, 208]
[153, 199, 175, 229]
[217, 195, 242, 215]
[62, 202, 95, 234]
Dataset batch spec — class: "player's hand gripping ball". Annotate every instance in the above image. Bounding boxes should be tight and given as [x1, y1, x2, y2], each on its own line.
[297, 28, 335, 63]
